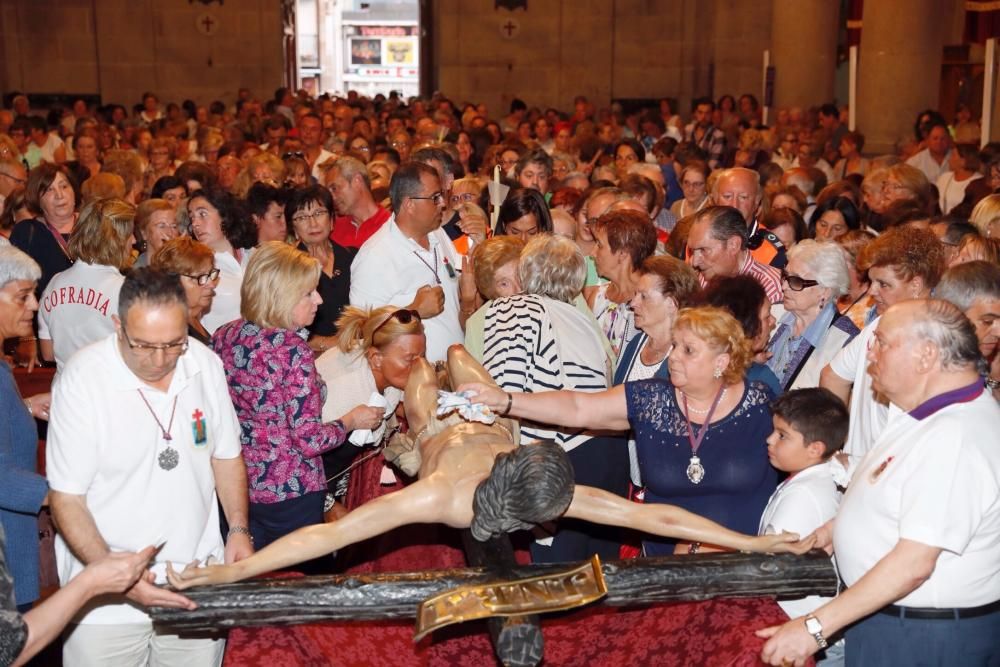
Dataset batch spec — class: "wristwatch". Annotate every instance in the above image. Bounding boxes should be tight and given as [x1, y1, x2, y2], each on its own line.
[804, 614, 828, 649]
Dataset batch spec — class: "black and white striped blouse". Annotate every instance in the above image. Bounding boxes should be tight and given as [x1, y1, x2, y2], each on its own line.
[483, 294, 612, 452]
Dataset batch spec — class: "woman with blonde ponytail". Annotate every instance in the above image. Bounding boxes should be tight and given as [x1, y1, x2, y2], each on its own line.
[316, 305, 427, 514]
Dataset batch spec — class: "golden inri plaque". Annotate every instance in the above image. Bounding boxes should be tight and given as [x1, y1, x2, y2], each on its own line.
[413, 555, 607, 641]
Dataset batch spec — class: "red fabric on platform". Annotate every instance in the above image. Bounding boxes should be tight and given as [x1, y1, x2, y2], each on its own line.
[223, 596, 799, 666]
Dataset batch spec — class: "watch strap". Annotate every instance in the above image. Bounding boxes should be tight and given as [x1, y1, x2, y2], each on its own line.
[805, 614, 829, 649]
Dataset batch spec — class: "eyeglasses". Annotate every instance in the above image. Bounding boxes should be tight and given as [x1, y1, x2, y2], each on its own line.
[0, 171, 26, 185]
[292, 208, 331, 224]
[409, 191, 444, 205]
[449, 192, 476, 205]
[181, 268, 221, 285]
[282, 151, 305, 160]
[373, 309, 421, 337]
[781, 270, 820, 291]
[121, 326, 189, 356]
[681, 180, 705, 188]
[881, 182, 907, 193]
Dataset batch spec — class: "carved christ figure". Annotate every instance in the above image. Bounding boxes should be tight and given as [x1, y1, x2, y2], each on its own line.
[168, 345, 810, 589]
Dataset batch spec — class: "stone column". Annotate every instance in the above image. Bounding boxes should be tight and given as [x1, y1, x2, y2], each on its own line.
[770, 0, 839, 110]
[856, 0, 948, 154]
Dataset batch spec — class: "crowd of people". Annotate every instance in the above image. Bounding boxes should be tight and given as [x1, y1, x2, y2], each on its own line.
[0, 85, 998, 666]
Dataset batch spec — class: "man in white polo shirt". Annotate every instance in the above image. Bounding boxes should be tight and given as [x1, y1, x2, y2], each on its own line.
[350, 162, 466, 362]
[758, 300, 1000, 666]
[47, 268, 253, 667]
[820, 226, 944, 461]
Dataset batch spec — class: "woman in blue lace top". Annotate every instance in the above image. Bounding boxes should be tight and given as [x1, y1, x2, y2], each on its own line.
[463, 306, 778, 557]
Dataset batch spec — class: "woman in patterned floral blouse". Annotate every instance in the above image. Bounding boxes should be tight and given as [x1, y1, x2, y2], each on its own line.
[212, 242, 384, 552]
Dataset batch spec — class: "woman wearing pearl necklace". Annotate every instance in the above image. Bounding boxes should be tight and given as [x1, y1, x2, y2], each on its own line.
[464, 306, 778, 557]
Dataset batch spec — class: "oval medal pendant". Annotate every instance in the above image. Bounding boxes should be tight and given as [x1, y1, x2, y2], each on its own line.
[686, 455, 705, 484]
[158, 447, 179, 471]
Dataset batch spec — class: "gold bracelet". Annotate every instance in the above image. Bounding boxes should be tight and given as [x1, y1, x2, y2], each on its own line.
[228, 526, 254, 541]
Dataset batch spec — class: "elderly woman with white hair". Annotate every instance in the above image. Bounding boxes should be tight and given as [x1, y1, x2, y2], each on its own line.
[0, 246, 50, 617]
[480, 233, 624, 564]
[0, 251, 152, 658]
[766, 240, 860, 391]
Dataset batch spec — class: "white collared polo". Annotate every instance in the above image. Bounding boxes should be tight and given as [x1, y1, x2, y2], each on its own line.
[349, 215, 463, 362]
[759, 462, 842, 619]
[46, 334, 242, 624]
[834, 392, 1000, 608]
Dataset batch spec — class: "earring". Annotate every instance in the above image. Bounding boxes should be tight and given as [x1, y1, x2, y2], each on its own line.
[713, 367, 722, 379]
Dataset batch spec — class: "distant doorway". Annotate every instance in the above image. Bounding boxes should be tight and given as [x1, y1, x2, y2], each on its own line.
[296, 0, 420, 98]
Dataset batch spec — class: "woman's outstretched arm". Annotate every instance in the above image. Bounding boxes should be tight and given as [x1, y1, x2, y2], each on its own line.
[457, 383, 631, 432]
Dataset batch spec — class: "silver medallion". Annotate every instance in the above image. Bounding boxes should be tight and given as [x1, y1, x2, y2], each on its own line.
[158, 447, 180, 471]
[686, 455, 705, 484]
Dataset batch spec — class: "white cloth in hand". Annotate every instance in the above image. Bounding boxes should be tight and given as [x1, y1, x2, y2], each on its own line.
[436, 390, 497, 424]
[349, 391, 391, 446]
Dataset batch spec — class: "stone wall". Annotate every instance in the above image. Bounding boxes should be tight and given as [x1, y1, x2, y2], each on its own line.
[0, 0, 283, 107]
[1, 0, 981, 150]
[433, 0, 770, 117]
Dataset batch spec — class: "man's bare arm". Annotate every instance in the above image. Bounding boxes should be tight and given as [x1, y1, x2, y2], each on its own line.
[48, 491, 110, 565]
[49, 490, 195, 609]
[819, 364, 852, 405]
[211, 456, 253, 562]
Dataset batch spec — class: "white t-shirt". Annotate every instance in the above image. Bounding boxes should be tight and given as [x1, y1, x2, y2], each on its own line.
[759, 462, 842, 619]
[350, 216, 463, 362]
[827, 318, 888, 459]
[38, 261, 123, 369]
[906, 148, 952, 184]
[834, 390, 1000, 608]
[38, 132, 64, 164]
[46, 334, 242, 624]
[202, 249, 249, 335]
[936, 172, 981, 215]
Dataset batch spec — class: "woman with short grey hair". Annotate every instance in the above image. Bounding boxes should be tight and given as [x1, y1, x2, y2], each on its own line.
[518, 233, 586, 302]
[480, 233, 625, 565]
[766, 239, 860, 391]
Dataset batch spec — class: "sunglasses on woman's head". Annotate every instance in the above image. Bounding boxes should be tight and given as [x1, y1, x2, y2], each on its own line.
[374, 309, 422, 336]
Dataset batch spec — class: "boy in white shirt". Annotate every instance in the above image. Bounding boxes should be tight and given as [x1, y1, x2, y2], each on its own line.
[760, 388, 848, 665]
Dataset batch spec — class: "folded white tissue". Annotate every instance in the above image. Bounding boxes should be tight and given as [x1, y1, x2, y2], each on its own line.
[348, 391, 391, 446]
[435, 390, 497, 424]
